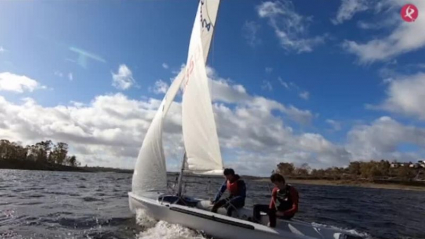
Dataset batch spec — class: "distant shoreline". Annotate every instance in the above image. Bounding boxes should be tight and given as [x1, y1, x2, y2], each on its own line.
[2, 165, 425, 192]
[255, 178, 425, 192]
[0, 163, 133, 174]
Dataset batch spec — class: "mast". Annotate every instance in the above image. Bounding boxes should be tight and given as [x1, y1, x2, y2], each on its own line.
[176, 152, 187, 197]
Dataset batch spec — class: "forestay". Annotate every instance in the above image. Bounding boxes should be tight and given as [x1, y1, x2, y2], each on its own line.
[182, 0, 223, 175]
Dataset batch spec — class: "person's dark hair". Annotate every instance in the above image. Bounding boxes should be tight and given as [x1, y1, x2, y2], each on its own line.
[223, 168, 235, 176]
[270, 173, 285, 183]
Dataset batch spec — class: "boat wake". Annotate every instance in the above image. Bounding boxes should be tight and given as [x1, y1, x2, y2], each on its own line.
[135, 209, 157, 229]
[136, 209, 207, 239]
[311, 222, 373, 239]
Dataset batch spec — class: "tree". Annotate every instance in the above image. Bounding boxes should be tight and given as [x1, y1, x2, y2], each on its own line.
[34, 140, 52, 163]
[0, 139, 81, 170]
[397, 166, 415, 179]
[276, 163, 295, 176]
[360, 161, 373, 178]
[49, 142, 68, 165]
[348, 161, 361, 176]
[66, 155, 80, 167]
[0, 140, 27, 162]
[294, 163, 310, 177]
[369, 166, 382, 179]
[377, 160, 390, 177]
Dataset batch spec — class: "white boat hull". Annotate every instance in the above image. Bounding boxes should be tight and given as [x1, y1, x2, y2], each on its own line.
[128, 192, 362, 239]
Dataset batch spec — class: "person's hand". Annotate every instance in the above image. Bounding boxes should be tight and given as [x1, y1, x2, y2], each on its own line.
[210, 200, 215, 205]
[276, 211, 284, 217]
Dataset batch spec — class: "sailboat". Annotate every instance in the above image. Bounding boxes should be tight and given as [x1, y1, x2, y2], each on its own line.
[128, 1, 363, 239]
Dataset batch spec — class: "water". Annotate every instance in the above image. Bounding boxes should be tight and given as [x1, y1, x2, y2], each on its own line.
[0, 169, 424, 239]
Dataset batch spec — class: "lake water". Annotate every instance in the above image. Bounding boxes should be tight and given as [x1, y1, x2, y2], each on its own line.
[0, 169, 424, 239]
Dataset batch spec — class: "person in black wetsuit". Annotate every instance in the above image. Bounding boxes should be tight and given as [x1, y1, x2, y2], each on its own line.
[252, 173, 299, 227]
[211, 168, 246, 216]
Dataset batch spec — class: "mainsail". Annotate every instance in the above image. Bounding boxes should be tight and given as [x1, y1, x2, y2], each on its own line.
[132, 0, 221, 195]
[181, 0, 223, 174]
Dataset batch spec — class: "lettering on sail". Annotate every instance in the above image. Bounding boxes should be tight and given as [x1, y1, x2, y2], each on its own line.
[184, 44, 202, 89]
[200, 0, 212, 32]
[183, 0, 211, 91]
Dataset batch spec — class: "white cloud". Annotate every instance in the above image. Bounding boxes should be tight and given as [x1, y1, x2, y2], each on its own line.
[261, 80, 273, 91]
[356, 16, 399, 30]
[278, 77, 289, 89]
[376, 72, 425, 120]
[0, 91, 314, 175]
[278, 77, 310, 100]
[347, 116, 425, 161]
[332, 0, 369, 25]
[357, 21, 380, 30]
[112, 64, 135, 90]
[152, 79, 169, 94]
[282, 105, 313, 125]
[0, 72, 43, 93]
[54, 71, 64, 78]
[207, 67, 312, 126]
[257, 1, 326, 53]
[343, 0, 425, 63]
[207, 66, 250, 104]
[299, 91, 309, 100]
[0, 46, 5, 53]
[55, 71, 73, 81]
[242, 21, 262, 47]
[2, 71, 425, 175]
[265, 67, 273, 74]
[213, 101, 348, 174]
[0, 93, 178, 169]
[162, 63, 169, 69]
[0, 67, 321, 175]
[326, 119, 342, 131]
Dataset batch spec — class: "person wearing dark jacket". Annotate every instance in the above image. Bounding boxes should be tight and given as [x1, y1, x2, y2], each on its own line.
[211, 168, 246, 216]
[252, 173, 299, 227]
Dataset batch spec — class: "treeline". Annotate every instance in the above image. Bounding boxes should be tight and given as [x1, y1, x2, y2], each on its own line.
[0, 139, 80, 170]
[275, 160, 424, 181]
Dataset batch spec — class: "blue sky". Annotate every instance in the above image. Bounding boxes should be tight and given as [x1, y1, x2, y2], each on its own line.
[1, 0, 425, 175]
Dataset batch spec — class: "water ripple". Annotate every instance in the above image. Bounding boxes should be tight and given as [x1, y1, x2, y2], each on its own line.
[0, 169, 424, 239]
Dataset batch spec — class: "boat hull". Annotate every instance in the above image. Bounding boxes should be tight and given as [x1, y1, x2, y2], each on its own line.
[129, 192, 361, 239]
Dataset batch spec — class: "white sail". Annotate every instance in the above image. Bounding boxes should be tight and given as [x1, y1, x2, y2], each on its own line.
[199, 0, 220, 62]
[184, 0, 220, 84]
[131, 72, 184, 195]
[132, 0, 222, 195]
[181, 0, 223, 174]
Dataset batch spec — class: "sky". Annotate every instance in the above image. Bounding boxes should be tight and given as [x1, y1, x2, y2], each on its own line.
[1, 0, 425, 176]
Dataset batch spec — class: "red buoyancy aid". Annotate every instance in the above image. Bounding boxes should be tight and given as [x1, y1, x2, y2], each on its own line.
[227, 179, 239, 196]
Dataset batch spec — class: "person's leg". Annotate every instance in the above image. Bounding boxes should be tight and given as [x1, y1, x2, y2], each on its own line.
[211, 198, 226, 213]
[225, 197, 244, 216]
[226, 205, 234, 216]
[252, 204, 269, 223]
[268, 208, 277, 228]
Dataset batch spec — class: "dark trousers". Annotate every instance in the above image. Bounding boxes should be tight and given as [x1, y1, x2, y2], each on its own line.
[212, 197, 245, 216]
[253, 204, 293, 227]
